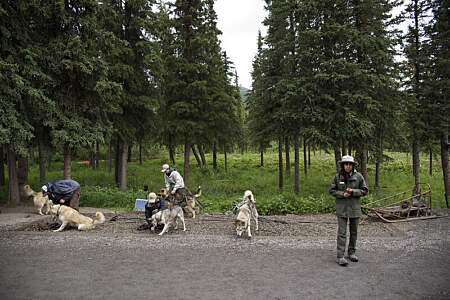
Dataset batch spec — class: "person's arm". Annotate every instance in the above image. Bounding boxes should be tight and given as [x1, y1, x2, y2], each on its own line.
[349, 173, 369, 197]
[164, 175, 170, 191]
[329, 174, 345, 198]
[172, 172, 184, 192]
[160, 199, 167, 210]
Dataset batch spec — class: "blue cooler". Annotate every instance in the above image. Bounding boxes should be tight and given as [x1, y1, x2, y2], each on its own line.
[135, 199, 148, 211]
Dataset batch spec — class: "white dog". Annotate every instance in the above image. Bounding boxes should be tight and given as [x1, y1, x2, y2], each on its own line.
[235, 190, 259, 237]
[151, 206, 186, 236]
[49, 204, 105, 232]
[23, 185, 52, 215]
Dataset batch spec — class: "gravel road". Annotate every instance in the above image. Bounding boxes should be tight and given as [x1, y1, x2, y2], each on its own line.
[0, 207, 449, 299]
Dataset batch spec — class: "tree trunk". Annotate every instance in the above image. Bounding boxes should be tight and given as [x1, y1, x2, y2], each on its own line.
[224, 146, 228, 173]
[278, 136, 283, 191]
[303, 137, 307, 177]
[212, 142, 217, 170]
[7, 145, 20, 205]
[169, 145, 176, 165]
[360, 148, 369, 191]
[441, 134, 449, 208]
[308, 143, 311, 168]
[29, 146, 34, 167]
[17, 156, 28, 201]
[260, 149, 264, 167]
[0, 146, 5, 186]
[95, 141, 100, 169]
[198, 144, 207, 168]
[89, 150, 95, 169]
[119, 143, 128, 191]
[341, 140, 346, 157]
[63, 146, 71, 180]
[429, 148, 432, 176]
[191, 145, 202, 168]
[139, 142, 143, 165]
[412, 137, 420, 193]
[294, 135, 300, 196]
[375, 133, 383, 189]
[184, 139, 191, 187]
[38, 140, 46, 183]
[108, 141, 112, 173]
[285, 136, 290, 177]
[334, 146, 342, 173]
[127, 143, 132, 162]
[115, 139, 120, 186]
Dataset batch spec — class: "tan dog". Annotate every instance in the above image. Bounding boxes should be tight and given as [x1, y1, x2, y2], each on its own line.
[49, 204, 105, 232]
[151, 206, 186, 236]
[158, 186, 202, 218]
[235, 190, 259, 237]
[23, 185, 52, 215]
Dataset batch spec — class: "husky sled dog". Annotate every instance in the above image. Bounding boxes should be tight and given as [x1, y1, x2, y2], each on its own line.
[23, 185, 52, 215]
[151, 206, 186, 236]
[235, 190, 259, 237]
[48, 203, 105, 232]
[158, 186, 202, 218]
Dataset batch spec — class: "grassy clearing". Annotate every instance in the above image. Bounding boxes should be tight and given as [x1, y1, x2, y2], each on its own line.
[0, 149, 446, 214]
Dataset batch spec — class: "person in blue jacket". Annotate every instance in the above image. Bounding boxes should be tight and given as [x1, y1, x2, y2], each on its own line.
[42, 179, 81, 211]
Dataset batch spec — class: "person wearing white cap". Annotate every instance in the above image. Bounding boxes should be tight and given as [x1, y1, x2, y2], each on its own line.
[161, 164, 185, 195]
[330, 155, 368, 266]
[144, 192, 166, 232]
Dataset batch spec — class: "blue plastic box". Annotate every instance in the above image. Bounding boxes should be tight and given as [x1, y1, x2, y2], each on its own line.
[135, 199, 148, 211]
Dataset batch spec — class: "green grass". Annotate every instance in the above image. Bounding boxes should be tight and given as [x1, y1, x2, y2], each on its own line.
[0, 149, 447, 214]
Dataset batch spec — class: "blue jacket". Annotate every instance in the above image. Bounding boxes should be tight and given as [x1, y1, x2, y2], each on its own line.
[45, 180, 80, 205]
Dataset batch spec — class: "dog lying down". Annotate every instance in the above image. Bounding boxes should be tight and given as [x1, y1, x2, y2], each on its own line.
[151, 206, 186, 236]
[235, 190, 259, 237]
[23, 185, 52, 215]
[49, 203, 105, 232]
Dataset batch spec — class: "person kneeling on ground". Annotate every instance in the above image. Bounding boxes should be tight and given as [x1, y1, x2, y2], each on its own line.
[329, 155, 368, 266]
[42, 179, 81, 211]
[145, 192, 167, 232]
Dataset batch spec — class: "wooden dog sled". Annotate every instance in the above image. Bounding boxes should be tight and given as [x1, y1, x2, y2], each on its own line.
[362, 183, 447, 223]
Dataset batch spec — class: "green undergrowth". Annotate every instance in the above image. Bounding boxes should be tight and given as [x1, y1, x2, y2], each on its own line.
[0, 150, 446, 215]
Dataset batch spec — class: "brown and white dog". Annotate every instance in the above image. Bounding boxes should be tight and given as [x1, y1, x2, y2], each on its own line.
[48, 203, 105, 232]
[158, 186, 202, 218]
[235, 190, 259, 237]
[151, 206, 186, 236]
[23, 185, 52, 215]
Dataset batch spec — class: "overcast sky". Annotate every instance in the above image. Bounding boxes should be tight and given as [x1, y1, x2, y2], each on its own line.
[215, 0, 268, 89]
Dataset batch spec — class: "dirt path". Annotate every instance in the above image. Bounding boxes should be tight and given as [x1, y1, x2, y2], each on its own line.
[0, 206, 449, 299]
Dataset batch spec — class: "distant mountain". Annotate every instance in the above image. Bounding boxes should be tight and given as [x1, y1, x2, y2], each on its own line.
[239, 86, 250, 100]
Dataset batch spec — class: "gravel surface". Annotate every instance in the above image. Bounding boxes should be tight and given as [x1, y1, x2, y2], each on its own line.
[0, 206, 449, 299]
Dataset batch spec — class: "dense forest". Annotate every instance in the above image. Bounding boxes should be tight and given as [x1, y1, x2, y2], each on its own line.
[1, 0, 448, 206]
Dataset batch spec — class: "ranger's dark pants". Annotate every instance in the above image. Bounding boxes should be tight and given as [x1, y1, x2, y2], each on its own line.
[337, 217, 359, 258]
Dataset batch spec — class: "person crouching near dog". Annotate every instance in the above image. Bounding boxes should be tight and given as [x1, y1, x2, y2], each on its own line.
[161, 163, 189, 204]
[145, 192, 166, 232]
[42, 179, 81, 211]
[329, 155, 368, 267]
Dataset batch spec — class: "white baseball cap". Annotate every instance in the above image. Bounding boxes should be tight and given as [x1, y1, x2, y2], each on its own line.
[161, 164, 169, 172]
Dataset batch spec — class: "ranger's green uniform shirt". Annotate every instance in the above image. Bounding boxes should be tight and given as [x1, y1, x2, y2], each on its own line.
[330, 171, 369, 218]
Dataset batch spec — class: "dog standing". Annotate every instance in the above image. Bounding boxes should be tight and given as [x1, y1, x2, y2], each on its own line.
[159, 186, 202, 218]
[49, 203, 105, 232]
[151, 206, 186, 236]
[23, 185, 52, 215]
[235, 190, 259, 237]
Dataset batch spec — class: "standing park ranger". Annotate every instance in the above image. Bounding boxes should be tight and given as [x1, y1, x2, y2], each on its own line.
[330, 155, 369, 266]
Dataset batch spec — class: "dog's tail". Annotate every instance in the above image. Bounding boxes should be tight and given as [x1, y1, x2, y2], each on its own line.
[94, 212, 106, 226]
[23, 185, 36, 197]
[193, 186, 205, 209]
[194, 186, 202, 198]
